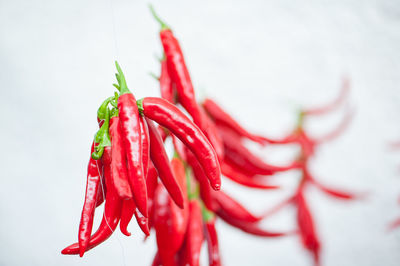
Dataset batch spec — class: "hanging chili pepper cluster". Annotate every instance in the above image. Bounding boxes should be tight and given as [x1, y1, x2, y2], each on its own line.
[61, 6, 365, 266]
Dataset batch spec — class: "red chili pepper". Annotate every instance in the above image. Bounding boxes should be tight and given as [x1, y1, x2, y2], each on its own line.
[62, 147, 123, 255]
[153, 158, 189, 265]
[180, 199, 204, 266]
[78, 141, 102, 257]
[296, 189, 321, 266]
[219, 126, 299, 175]
[310, 178, 365, 200]
[109, 115, 132, 199]
[185, 148, 216, 211]
[159, 56, 175, 103]
[150, 8, 203, 130]
[115, 62, 147, 217]
[200, 106, 224, 160]
[203, 98, 266, 145]
[140, 116, 150, 179]
[388, 217, 400, 231]
[214, 191, 262, 223]
[151, 252, 162, 266]
[139, 97, 221, 190]
[134, 208, 150, 236]
[205, 217, 221, 266]
[147, 163, 159, 231]
[119, 198, 136, 236]
[220, 160, 280, 190]
[147, 118, 184, 208]
[217, 210, 288, 237]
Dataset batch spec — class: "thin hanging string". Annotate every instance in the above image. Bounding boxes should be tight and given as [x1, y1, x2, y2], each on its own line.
[108, 0, 119, 60]
[96, 160, 127, 266]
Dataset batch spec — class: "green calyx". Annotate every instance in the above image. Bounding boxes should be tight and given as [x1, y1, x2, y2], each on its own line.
[114, 61, 130, 95]
[136, 98, 144, 116]
[92, 107, 112, 160]
[149, 4, 170, 31]
[97, 96, 114, 121]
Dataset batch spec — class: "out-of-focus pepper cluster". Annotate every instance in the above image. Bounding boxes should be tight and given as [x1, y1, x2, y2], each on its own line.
[61, 6, 375, 266]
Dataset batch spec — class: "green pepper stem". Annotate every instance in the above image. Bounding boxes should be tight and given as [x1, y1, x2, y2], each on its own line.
[97, 96, 114, 121]
[201, 202, 215, 222]
[92, 107, 112, 160]
[149, 4, 169, 30]
[115, 61, 130, 95]
[136, 98, 144, 116]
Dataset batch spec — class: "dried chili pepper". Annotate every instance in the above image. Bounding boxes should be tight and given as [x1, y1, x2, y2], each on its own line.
[147, 118, 184, 208]
[115, 62, 147, 217]
[138, 97, 221, 190]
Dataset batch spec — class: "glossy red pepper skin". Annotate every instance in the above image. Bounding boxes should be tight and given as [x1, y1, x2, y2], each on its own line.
[134, 208, 150, 236]
[203, 98, 266, 144]
[62, 148, 123, 255]
[141, 97, 221, 190]
[220, 160, 280, 190]
[109, 116, 132, 199]
[147, 118, 184, 208]
[140, 117, 150, 179]
[119, 198, 136, 236]
[78, 142, 102, 257]
[296, 188, 321, 266]
[180, 199, 203, 266]
[185, 148, 216, 212]
[153, 159, 189, 266]
[160, 29, 203, 129]
[159, 57, 175, 103]
[118, 93, 148, 217]
[214, 191, 262, 223]
[200, 106, 224, 160]
[205, 217, 221, 266]
[147, 163, 159, 230]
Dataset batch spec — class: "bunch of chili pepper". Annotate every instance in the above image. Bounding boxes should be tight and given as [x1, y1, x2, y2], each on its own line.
[255, 79, 365, 266]
[61, 61, 221, 257]
[149, 7, 303, 265]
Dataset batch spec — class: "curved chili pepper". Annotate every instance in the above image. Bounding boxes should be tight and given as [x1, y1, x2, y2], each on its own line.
[159, 56, 175, 103]
[185, 148, 216, 211]
[78, 141, 102, 257]
[220, 160, 280, 190]
[62, 147, 123, 255]
[217, 210, 288, 237]
[150, 7, 203, 130]
[115, 62, 147, 217]
[140, 116, 150, 179]
[180, 199, 204, 266]
[109, 115, 132, 199]
[203, 98, 266, 144]
[134, 208, 150, 236]
[119, 198, 136, 236]
[138, 97, 221, 190]
[296, 189, 321, 266]
[205, 217, 221, 266]
[146, 118, 184, 208]
[220, 126, 299, 175]
[214, 191, 262, 223]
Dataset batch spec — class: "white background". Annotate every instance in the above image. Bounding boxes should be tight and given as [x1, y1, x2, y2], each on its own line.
[1, 0, 400, 265]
